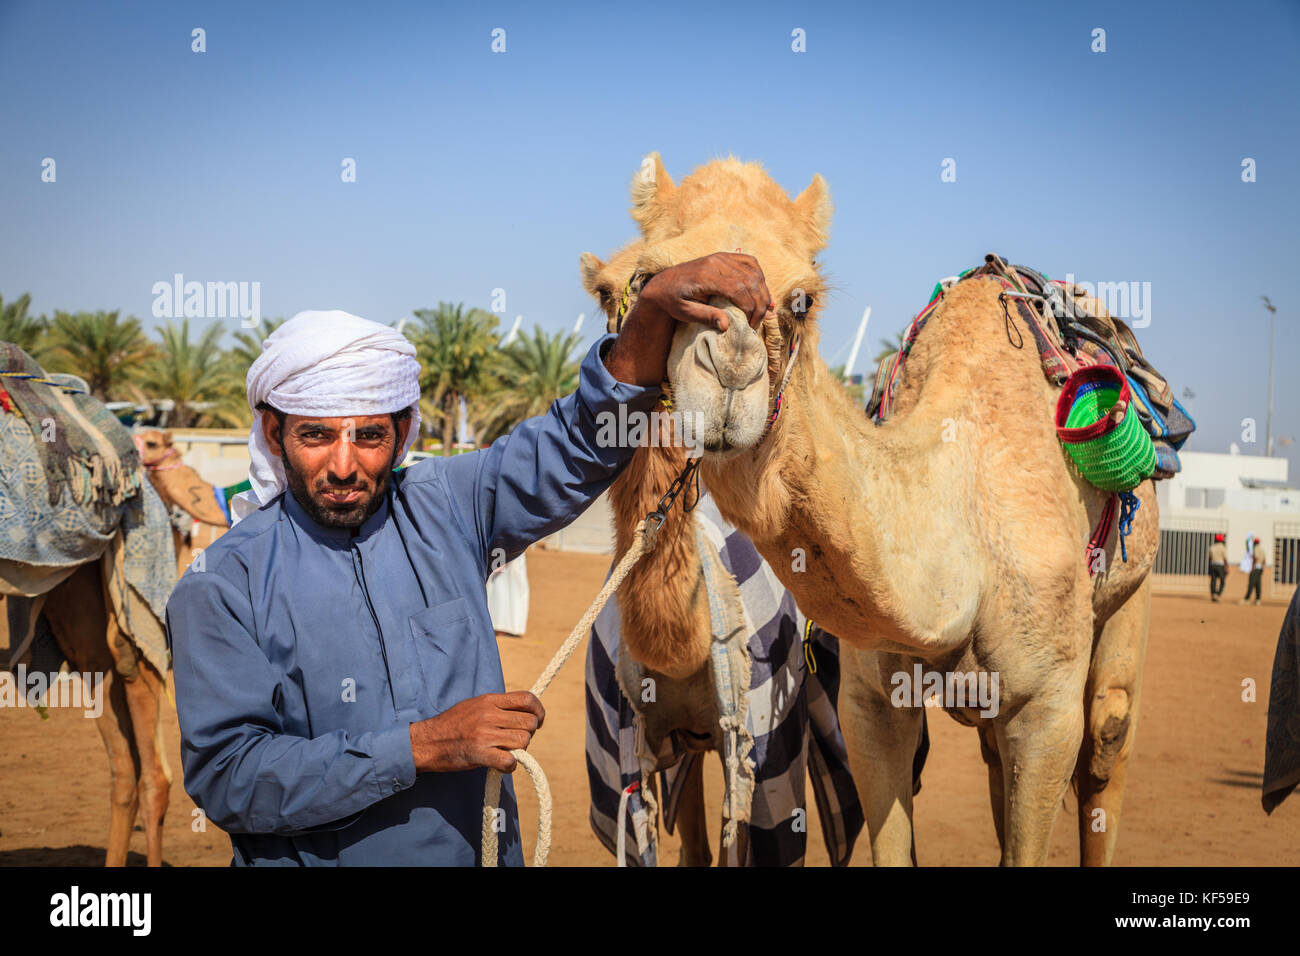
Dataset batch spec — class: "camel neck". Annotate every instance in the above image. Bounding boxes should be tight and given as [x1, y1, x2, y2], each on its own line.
[702, 346, 979, 651]
[607, 439, 713, 678]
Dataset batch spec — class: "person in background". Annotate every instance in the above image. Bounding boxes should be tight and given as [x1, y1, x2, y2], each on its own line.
[486, 551, 529, 638]
[1243, 536, 1268, 606]
[1208, 533, 1228, 602]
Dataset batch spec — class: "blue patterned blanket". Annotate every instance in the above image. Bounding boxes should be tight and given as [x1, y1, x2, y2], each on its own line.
[586, 493, 864, 866]
[1, 358, 175, 671]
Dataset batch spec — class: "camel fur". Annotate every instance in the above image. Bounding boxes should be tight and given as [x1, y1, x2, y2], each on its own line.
[582, 240, 745, 865]
[597, 152, 1157, 866]
[135, 429, 229, 578]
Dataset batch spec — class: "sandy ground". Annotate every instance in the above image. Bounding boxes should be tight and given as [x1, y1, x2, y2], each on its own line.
[1, 549, 1296, 866]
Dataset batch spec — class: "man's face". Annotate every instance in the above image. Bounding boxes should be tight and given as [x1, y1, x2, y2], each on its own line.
[263, 412, 411, 529]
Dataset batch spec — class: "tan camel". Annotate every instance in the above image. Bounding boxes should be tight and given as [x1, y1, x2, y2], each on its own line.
[582, 243, 713, 680]
[2, 380, 174, 866]
[135, 429, 229, 577]
[601, 152, 1156, 866]
[579, 240, 732, 865]
[6, 551, 172, 867]
[33, 564, 173, 866]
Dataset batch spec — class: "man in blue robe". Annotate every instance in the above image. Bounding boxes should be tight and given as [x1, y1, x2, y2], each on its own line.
[165, 253, 773, 865]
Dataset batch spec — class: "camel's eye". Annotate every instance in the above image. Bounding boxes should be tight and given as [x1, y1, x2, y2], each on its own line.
[786, 290, 816, 317]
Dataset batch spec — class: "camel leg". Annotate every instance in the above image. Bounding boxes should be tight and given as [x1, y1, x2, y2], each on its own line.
[42, 565, 140, 867]
[1076, 576, 1151, 866]
[96, 670, 142, 866]
[103, 594, 171, 868]
[122, 661, 171, 866]
[674, 753, 712, 867]
[977, 722, 1006, 853]
[994, 676, 1087, 866]
[840, 648, 923, 866]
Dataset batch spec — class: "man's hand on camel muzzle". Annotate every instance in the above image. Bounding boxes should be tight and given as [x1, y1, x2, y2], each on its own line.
[604, 252, 774, 387]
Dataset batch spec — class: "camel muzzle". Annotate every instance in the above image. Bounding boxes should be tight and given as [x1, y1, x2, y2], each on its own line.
[667, 298, 770, 457]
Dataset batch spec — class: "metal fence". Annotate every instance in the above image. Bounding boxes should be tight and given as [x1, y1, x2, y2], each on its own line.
[1272, 521, 1300, 602]
[1151, 515, 1229, 594]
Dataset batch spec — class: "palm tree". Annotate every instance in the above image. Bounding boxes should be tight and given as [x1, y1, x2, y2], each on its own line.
[829, 362, 867, 407]
[406, 303, 502, 454]
[43, 310, 155, 400]
[137, 319, 246, 428]
[475, 325, 582, 443]
[228, 317, 285, 377]
[0, 293, 50, 360]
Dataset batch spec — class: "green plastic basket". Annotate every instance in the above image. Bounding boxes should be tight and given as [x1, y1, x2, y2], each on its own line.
[1055, 366, 1156, 492]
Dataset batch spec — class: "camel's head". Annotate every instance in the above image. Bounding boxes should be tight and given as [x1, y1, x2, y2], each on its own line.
[134, 428, 174, 466]
[618, 152, 832, 457]
[580, 240, 648, 335]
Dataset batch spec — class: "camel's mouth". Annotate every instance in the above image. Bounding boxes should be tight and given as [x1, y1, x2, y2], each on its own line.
[666, 297, 770, 458]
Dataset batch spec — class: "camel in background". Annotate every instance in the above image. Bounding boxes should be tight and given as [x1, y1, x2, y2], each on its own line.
[134, 429, 229, 577]
[2, 349, 177, 866]
[607, 153, 1156, 866]
[3, 403, 175, 868]
[9, 562, 175, 866]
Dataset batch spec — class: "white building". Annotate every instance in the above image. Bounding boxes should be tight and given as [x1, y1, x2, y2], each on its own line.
[1154, 450, 1298, 600]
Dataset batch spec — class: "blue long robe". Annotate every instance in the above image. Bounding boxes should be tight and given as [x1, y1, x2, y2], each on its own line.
[165, 335, 660, 865]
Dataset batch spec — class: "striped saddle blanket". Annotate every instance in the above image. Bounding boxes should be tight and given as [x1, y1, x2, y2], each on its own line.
[586, 493, 865, 866]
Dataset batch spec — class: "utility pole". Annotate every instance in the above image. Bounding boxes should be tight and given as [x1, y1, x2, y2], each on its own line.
[843, 306, 872, 381]
[500, 314, 523, 348]
[1262, 296, 1277, 457]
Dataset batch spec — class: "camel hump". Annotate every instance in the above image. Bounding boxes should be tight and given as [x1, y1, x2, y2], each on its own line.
[867, 255, 1194, 482]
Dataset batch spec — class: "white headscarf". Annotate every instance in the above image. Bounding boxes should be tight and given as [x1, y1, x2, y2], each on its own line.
[231, 310, 422, 523]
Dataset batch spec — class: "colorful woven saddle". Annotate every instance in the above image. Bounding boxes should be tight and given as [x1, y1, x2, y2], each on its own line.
[866, 253, 1195, 479]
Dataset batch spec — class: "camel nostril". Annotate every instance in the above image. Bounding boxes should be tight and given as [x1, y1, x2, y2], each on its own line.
[697, 328, 765, 391]
[696, 334, 724, 378]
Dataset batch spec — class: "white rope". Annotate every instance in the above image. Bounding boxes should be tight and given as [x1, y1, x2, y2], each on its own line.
[482, 518, 655, 867]
[615, 783, 634, 867]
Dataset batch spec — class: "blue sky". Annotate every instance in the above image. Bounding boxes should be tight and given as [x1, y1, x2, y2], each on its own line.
[1, 0, 1297, 468]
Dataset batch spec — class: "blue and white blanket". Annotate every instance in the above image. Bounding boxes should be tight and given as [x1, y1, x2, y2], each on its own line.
[586, 494, 864, 866]
[1, 388, 175, 673]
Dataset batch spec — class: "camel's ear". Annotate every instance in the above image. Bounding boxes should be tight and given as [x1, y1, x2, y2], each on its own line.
[579, 252, 605, 297]
[630, 152, 674, 231]
[161, 431, 173, 447]
[792, 173, 833, 251]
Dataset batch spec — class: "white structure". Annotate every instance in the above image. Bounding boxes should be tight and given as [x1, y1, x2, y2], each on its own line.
[843, 306, 871, 381]
[1154, 450, 1298, 599]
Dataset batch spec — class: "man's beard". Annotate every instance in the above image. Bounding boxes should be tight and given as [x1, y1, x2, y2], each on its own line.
[281, 448, 394, 529]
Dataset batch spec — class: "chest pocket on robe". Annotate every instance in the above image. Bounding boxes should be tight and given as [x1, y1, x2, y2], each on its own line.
[409, 597, 479, 714]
